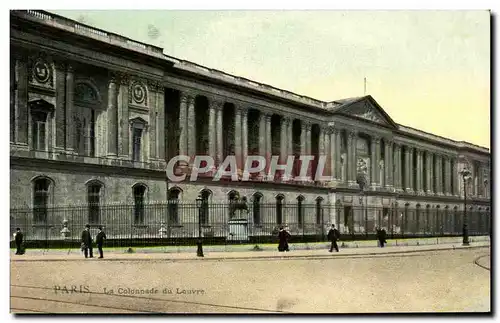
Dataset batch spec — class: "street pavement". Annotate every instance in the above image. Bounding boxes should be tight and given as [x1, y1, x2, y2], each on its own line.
[10, 243, 491, 313]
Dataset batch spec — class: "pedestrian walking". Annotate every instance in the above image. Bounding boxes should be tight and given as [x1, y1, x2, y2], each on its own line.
[14, 228, 24, 255]
[95, 226, 106, 259]
[81, 224, 94, 258]
[278, 226, 291, 252]
[327, 224, 340, 252]
[377, 227, 387, 248]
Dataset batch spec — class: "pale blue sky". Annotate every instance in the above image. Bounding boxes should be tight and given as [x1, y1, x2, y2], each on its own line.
[51, 10, 490, 148]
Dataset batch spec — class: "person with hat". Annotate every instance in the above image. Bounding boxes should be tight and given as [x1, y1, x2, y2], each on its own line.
[277, 226, 291, 252]
[327, 224, 340, 252]
[95, 226, 107, 259]
[14, 228, 24, 255]
[81, 224, 93, 258]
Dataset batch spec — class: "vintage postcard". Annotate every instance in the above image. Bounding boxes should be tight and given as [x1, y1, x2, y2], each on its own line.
[9, 9, 490, 314]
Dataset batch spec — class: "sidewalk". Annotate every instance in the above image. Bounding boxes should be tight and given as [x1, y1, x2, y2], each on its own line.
[11, 238, 490, 262]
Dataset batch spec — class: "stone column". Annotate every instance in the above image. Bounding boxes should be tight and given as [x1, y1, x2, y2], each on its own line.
[215, 101, 223, 165]
[324, 128, 331, 178]
[318, 126, 325, 159]
[404, 147, 411, 192]
[287, 118, 293, 160]
[241, 107, 248, 168]
[117, 73, 129, 157]
[54, 62, 66, 150]
[306, 124, 312, 180]
[451, 158, 458, 196]
[393, 143, 401, 191]
[106, 73, 118, 156]
[445, 156, 452, 196]
[265, 113, 272, 172]
[258, 112, 266, 158]
[329, 128, 336, 181]
[178, 93, 188, 156]
[156, 87, 165, 160]
[300, 122, 307, 155]
[375, 137, 381, 187]
[409, 148, 415, 192]
[280, 117, 288, 162]
[335, 129, 341, 181]
[434, 154, 441, 195]
[384, 139, 390, 188]
[370, 136, 378, 188]
[208, 100, 217, 160]
[234, 106, 242, 170]
[387, 140, 394, 188]
[348, 130, 357, 186]
[15, 56, 28, 145]
[65, 64, 75, 152]
[187, 95, 196, 157]
[415, 148, 421, 194]
[426, 152, 432, 194]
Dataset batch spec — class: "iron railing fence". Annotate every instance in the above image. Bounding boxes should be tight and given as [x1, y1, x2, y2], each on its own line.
[10, 203, 491, 248]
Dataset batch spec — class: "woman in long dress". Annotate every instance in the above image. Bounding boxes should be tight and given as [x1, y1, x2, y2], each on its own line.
[278, 227, 291, 252]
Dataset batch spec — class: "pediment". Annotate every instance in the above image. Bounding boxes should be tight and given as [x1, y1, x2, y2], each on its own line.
[28, 98, 55, 113]
[333, 96, 397, 128]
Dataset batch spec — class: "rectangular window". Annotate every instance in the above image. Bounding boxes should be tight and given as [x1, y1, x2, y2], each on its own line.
[83, 109, 96, 157]
[31, 112, 47, 151]
[132, 128, 143, 162]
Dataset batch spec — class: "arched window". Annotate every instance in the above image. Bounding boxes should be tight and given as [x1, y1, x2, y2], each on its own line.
[168, 187, 181, 225]
[33, 177, 51, 223]
[74, 81, 101, 156]
[297, 196, 305, 228]
[87, 182, 103, 224]
[252, 193, 262, 225]
[276, 195, 284, 225]
[133, 184, 147, 224]
[315, 197, 323, 225]
[200, 189, 211, 225]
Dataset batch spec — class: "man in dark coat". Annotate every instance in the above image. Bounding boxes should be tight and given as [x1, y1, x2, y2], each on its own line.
[278, 227, 291, 252]
[95, 226, 107, 259]
[81, 224, 93, 258]
[377, 227, 387, 248]
[327, 224, 340, 252]
[14, 228, 24, 255]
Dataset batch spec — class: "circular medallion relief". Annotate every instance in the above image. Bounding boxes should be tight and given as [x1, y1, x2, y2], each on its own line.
[132, 83, 146, 104]
[34, 61, 50, 83]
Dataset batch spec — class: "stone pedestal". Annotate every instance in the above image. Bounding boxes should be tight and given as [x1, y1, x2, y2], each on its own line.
[227, 219, 249, 241]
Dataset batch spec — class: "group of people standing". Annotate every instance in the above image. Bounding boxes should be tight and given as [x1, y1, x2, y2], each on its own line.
[277, 224, 389, 252]
[81, 224, 107, 258]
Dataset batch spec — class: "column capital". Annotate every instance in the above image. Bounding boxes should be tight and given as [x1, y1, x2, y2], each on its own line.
[54, 61, 66, 72]
[348, 129, 358, 138]
[179, 92, 192, 104]
[108, 72, 119, 85]
[147, 79, 162, 92]
[117, 72, 130, 85]
[210, 99, 224, 111]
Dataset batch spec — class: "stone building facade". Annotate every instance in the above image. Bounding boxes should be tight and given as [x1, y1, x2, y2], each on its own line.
[10, 11, 491, 239]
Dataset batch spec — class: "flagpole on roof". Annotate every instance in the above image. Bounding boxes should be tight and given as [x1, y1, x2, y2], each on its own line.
[364, 77, 367, 95]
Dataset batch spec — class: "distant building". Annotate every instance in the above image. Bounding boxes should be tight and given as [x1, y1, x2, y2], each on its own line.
[10, 10, 490, 241]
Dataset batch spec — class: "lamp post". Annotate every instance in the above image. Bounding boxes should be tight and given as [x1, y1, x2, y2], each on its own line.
[196, 195, 204, 257]
[459, 168, 471, 246]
